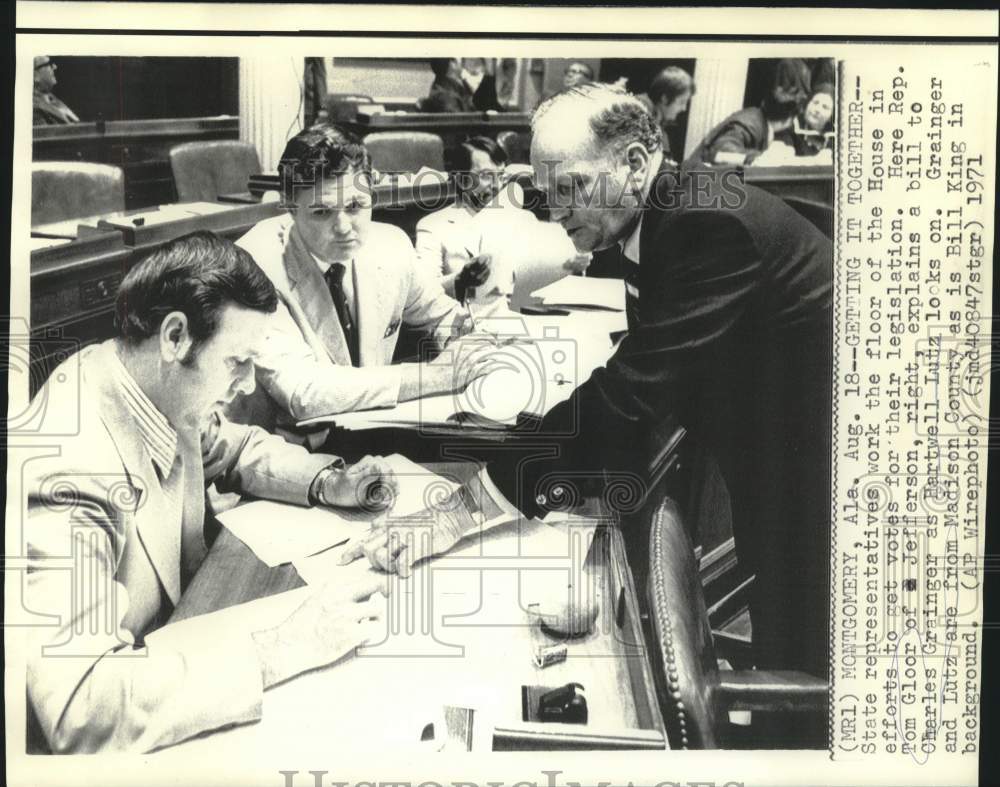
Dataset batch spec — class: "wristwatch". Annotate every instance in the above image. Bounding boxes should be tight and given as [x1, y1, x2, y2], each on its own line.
[309, 459, 346, 507]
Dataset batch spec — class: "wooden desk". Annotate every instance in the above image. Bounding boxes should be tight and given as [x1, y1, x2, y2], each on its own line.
[27, 231, 132, 397]
[167, 463, 666, 752]
[343, 111, 531, 142]
[33, 116, 240, 209]
[744, 164, 833, 205]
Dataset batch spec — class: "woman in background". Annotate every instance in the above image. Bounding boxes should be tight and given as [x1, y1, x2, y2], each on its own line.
[780, 83, 835, 157]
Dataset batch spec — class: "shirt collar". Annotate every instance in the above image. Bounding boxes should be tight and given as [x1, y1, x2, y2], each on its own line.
[617, 149, 663, 266]
[109, 346, 178, 478]
[311, 252, 354, 279]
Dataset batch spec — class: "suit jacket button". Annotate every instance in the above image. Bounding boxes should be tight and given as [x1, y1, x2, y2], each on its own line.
[535, 493, 547, 507]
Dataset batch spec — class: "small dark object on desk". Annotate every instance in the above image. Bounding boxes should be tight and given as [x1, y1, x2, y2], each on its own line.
[522, 683, 588, 725]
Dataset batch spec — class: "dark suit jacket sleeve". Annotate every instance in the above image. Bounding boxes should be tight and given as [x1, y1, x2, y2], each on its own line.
[705, 111, 767, 162]
[486, 210, 762, 518]
[473, 75, 502, 112]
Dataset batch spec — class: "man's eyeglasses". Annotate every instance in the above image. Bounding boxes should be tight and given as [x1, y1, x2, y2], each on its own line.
[35, 61, 54, 71]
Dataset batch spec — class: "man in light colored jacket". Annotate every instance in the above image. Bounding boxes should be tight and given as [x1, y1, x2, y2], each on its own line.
[24, 232, 396, 753]
[235, 124, 499, 444]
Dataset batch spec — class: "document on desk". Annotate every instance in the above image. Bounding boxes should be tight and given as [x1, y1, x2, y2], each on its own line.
[298, 313, 618, 431]
[531, 276, 627, 312]
[218, 454, 459, 566]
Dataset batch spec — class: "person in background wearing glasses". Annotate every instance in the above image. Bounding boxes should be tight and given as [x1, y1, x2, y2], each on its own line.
[32, 56, 79, 125]
[415, 136, 592, 306]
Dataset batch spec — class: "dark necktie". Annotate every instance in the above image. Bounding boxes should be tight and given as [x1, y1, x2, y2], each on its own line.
[324, 263, 359, 367]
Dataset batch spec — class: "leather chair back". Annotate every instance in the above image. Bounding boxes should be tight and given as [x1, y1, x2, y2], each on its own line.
[364, 131, 445, 174]
[31, 161, 125, 226]
[497, 130, 532, 164]
[645, 495, 723, 748]
[169, 140, 262, 203]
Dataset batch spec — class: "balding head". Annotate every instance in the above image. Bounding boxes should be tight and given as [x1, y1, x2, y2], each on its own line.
[529, 83, 662, 254]
[533, 83, 661, 161]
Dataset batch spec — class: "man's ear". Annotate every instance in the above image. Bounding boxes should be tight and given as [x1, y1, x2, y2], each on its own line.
[159, 311, 194, 364]
[624, 141, 651, 176]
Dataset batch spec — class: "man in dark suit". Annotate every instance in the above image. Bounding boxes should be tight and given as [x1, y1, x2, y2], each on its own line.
[422, 58, 501, 113]
[684, 83, 804, 168]
[348, 84, 833, 685]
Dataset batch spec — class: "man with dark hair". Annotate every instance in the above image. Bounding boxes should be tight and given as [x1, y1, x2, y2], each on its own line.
[416, 135, 589, 300]
[24, 231, 397, 753]
[32, 56, 79, 125]
[348, 85, 833, 723]
[637, 66, 695, 160]
[684, 83, 805, 168]
[422, 57, 501, 113]
[235, 124, 498, 441]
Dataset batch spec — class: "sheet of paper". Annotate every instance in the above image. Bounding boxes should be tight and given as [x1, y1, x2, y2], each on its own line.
[299, 315, 618, 431]
[217, 500, 366, 567]
[531, 275, 626, 312]
[218, 455, 460, 566]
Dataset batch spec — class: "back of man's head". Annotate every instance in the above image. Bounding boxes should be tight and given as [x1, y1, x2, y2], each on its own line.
[533, 82, 661, 158]
[649, 66, 695, 104]
[429, 58, 455, 79]
[115, 230, 277, 353]
[278, 123, 372, 205]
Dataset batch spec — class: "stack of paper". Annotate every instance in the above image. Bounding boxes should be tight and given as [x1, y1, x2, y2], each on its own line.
[218, 454, 460, 566]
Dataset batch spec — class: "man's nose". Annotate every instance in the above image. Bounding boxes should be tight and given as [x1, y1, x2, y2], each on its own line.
[549, 204, 571, 224]
[234, 363, 256, 397]
[331, 210, 352, 234]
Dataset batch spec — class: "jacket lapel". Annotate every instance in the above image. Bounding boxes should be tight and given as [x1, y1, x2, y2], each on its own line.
[285, 224, 352, 366]
[88, 343, 182, 604]
[352, 241, 389, 367]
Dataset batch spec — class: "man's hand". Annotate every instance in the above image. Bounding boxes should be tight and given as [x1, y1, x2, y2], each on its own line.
[339, 494, 476, 578]
[455, 254, 492, 303]
[322, 455, 399, 510]
[253, 576, 388, 688]
[423, 336, 505, 395]
[563, 252, 592, 275]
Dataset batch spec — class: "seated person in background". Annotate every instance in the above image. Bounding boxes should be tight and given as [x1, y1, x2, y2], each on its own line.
[778, 82, 835, 157]
[24, 231, 396, 753]
[32, 56, 79, 125]
[233, 124, 496, 441]
[416, 137, 587, 293]
[422, 58, 501, 113]
[636, 66, 696, 162]
[562, 61, 594, 90]
[683, 84, 804, 168]
[415, 136, 591, 299]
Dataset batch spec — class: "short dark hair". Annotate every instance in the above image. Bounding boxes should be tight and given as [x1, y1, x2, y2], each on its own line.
[115, 231, 277, 353]
[429, 58, 455, 78]
[444, 136, 509, 197]
[762, 85, 806, 122]
[444, 135, 508, 174]
[649, 66, 695, 104]
[278, 123, 372, 205]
